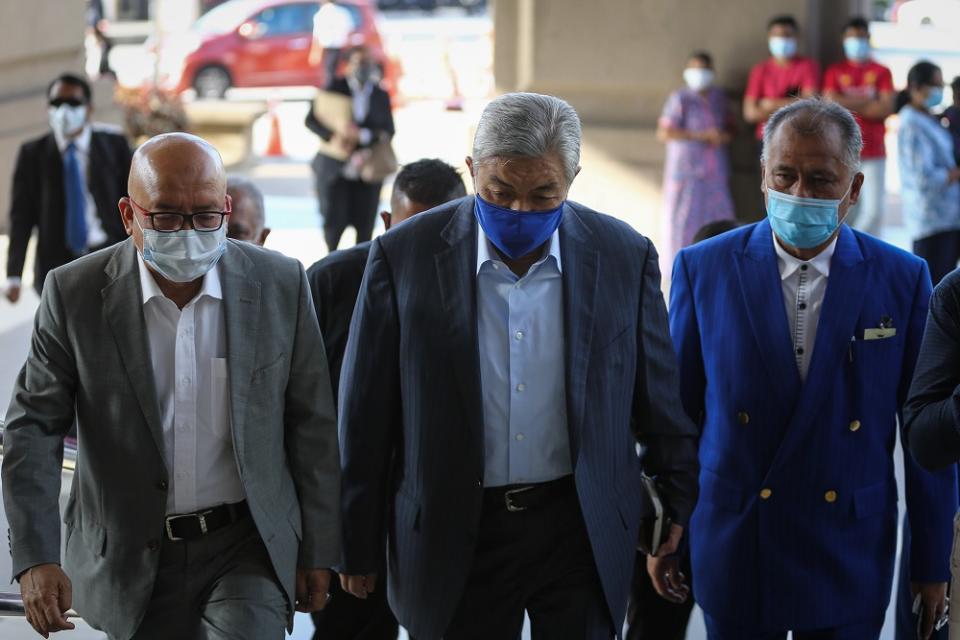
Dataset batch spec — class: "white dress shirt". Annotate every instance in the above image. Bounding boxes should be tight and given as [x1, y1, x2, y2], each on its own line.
[138, 256, 246, 515]
[312, 2, 354, 48]
[773, 233, 838, 381]
[476, 229, 573, 487]
[52, 124, 108, 249]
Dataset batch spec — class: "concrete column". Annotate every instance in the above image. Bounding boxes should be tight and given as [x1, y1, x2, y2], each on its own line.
[493, 0, 858, 223]
[0, 1, 85, 234]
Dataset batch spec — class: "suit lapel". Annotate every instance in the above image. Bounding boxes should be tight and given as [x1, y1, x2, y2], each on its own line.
[769, 226, 868, 468]
[734, 220, 801, 406]
[101, 239, 166, 459]
[435, 199, 484, 456]
[559, 206, 598, 462]
[220, 241, 261, 461]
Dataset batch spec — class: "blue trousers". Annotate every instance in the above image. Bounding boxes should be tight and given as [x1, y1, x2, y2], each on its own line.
[704, 613, 883, 640]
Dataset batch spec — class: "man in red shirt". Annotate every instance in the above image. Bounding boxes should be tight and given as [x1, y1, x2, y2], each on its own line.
[823, 17, 895, 237]
[743, 15, 820, 141]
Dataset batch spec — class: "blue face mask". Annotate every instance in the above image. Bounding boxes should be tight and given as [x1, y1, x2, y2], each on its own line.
[769, 36, 797, 60]
[766, 183, 852, 249]
[474, 195, 564, 259]
[843, 37, 870, 62]
[925, 86, 944, 110]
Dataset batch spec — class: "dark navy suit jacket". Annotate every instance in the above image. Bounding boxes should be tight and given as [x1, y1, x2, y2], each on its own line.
[670, 219, 957, 630]
[338, 196, 700, 639]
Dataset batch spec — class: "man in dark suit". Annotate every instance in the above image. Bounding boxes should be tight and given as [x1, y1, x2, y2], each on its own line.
[306, 158, 466, 640]
[5, 72, 132, 302]
[669, 99, 956, 639]
[337, 92, 699, 639]
[306, 46, 395, 251]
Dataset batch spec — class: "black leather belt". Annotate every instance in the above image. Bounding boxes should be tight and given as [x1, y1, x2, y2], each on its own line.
[164, 500, 249, 541]
[484, 475, 575, 513]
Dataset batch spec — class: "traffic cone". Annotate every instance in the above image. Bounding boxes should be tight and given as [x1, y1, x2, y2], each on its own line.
[444, 42, 463, 112]
[265, 99, 284, 157]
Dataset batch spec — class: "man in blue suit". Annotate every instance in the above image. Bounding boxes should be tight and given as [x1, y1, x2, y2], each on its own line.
[667, 98, 957, 639]
[337, 92, 700, 639]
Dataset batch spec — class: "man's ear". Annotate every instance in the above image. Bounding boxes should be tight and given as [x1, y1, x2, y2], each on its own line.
[118, 197, 134, 236]
[759, 161, 767, 195]
[380, 211, 391, 231]
[259, 228, 271, 246]
[847, 171, 865, 207]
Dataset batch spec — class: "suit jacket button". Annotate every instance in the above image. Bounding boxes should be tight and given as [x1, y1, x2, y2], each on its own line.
[737, 412, 750, 425]
[849, 420, 861, 432]
[760, 488, 772, 500]
[824, 490, 838, 503]
[157, 480, 168, 491]
[147, 539, 160, 551]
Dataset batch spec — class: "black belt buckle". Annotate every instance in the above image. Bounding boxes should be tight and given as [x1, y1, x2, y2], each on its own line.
[504, 486, 536, 512]
[164, 508, 214, 541]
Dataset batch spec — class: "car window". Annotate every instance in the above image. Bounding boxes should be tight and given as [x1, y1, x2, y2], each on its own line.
[254, 3, 315, 37]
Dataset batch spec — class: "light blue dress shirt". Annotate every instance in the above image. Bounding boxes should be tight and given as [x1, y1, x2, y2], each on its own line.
[898, 104, 960, 241]
[476, 228, 573, 488]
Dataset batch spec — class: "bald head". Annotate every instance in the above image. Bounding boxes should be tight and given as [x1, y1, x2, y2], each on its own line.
[129, 132, 226, 206]
[120, 133, 231, 255]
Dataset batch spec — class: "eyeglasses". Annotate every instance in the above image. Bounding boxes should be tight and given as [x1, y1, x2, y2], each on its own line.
[128, 197, 231, 233]
[49, 98, 86, 108]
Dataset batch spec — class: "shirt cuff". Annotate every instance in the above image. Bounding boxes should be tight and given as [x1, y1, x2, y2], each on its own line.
[358, 128, 373, 146]
[6, 276, 22, 289]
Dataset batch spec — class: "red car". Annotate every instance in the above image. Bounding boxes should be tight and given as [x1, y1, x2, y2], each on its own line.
[156, 0, 391, 98]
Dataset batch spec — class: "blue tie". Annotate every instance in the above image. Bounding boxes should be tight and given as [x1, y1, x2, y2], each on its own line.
[64, 142, 88, 255]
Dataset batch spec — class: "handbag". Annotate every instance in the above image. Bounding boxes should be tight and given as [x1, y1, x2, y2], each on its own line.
[358, 139, 398, 183]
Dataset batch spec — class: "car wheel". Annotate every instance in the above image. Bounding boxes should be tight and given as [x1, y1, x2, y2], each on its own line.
[193, 66, 231, 99]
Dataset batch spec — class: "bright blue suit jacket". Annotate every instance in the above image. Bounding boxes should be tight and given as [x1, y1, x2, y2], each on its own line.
[670, 219, 957, 630]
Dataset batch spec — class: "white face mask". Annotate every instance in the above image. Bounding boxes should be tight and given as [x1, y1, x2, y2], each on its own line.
[48, 105, 88, 139]
[135, 215, 227, 283]
[683, 68, 715, 91]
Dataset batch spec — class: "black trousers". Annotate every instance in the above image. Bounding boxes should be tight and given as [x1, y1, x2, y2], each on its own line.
[626, 550, 694, 640]
[311, 578, 398, 640]
[311, 154, 382, 251]
[322, 47, 342, 88]
[913, 229, 960, 285]
[442, 477, 614, 640]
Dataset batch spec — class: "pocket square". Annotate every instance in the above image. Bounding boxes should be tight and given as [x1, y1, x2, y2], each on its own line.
[864, 328, 896, 340]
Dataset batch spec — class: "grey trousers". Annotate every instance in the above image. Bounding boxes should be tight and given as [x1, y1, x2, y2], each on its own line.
[124, 515, 288, 640]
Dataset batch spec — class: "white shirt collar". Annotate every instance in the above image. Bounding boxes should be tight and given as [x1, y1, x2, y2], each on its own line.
[137, 251, 223, 306]
[53, 124, 91, 155]
[476, 226, 562, 275]
[772, 231, 838, 281]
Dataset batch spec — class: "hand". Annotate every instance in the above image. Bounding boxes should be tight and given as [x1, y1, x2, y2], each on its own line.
[20, 564, 74, 638]
[5, 282, 20, 303]
[911, 581, 947, 639]
[308, 48, 322, 67]
[698, 128, 725, 146]
[340, 573, 378, 600]
[653, 522, 684, 558]
[646, 553, 689, 604]
[295, 568, 331, 613]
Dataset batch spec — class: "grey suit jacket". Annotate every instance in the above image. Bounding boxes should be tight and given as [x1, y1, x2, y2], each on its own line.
[2, 238, 341, 639]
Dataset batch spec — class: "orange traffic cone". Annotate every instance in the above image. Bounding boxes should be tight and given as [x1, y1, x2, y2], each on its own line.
[265, 99, 284, 157]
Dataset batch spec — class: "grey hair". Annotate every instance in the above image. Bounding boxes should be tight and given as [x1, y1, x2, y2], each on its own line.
[226, 176, 265, 225]
[472, 92, 582, 184]
[762, 98, 863, 171]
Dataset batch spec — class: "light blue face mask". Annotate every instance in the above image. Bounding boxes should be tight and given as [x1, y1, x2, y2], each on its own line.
[766, 182, 853, 249]
[843, 37, 870, 62]
[136, 214, 227, 283]
[925, 86, 944, 110]
[769, 36, 797, 60]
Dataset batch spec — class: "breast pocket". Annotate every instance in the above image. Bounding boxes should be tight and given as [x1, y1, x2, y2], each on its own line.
[209, 357, 231, 440]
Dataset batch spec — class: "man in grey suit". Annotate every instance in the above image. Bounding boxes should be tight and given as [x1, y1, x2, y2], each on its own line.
[337, 93, 699, 639]
[2, 133, 341, 639]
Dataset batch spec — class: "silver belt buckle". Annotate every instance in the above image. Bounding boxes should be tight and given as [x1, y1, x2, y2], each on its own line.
[164, 509, 215, 540]
[504, 486, 535, 512]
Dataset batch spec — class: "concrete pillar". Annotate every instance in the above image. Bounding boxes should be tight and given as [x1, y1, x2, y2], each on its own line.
[493, 0, 858, 223]
[0, 1, 86, 234]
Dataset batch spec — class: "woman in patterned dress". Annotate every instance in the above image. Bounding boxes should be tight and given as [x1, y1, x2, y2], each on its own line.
[658, 51, 736, 268]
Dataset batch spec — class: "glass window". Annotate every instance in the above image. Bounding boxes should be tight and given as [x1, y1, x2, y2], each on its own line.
[255, 3, 315, 37]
